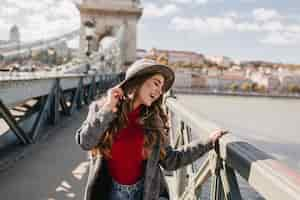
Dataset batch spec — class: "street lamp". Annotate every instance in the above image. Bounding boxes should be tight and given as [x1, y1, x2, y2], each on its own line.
[84, 20, 96, 57]
[84, 20, 96, 74]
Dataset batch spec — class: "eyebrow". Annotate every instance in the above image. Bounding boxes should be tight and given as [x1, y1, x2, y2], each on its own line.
[153, 78, 163, 85]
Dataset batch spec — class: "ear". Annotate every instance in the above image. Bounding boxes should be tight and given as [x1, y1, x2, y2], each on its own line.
[128, 88, 137, 100]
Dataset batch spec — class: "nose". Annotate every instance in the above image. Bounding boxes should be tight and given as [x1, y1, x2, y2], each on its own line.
[156, 88, 162, 96]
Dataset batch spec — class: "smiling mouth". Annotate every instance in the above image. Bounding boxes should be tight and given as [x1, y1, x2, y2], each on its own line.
[149, 93, 156, 100]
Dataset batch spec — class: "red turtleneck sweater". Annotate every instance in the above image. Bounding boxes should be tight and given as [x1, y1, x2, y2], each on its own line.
[107, 105, 145, 184]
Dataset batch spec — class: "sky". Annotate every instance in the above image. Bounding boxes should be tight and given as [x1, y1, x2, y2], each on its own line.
[0, 0, 300, 64]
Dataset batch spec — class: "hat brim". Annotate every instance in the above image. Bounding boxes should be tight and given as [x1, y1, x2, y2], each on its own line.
[119, 64, 175, 92]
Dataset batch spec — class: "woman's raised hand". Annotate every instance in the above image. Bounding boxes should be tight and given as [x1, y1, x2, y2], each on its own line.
[99, 85, 124, 113]
[209, 129, 228, 144]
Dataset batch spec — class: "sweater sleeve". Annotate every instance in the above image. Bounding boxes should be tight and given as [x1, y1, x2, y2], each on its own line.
[75, 101, 117, 151]
[159, 138, 214, 171]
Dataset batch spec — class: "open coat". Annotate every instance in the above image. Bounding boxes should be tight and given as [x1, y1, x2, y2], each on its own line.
[75, 101, 213, 200]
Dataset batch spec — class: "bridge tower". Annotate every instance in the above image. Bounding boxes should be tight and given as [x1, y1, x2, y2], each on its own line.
[77, 0, 143, 65]
[9, 25, 20, 43]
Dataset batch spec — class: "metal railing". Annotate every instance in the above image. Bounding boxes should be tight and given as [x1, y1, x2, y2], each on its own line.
[0, 73, 122, 152]
[0, 19, 127, 151]
[165, 94, 300, 200]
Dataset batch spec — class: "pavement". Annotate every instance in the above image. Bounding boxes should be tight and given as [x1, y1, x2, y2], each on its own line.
[0, 106, 90, 200]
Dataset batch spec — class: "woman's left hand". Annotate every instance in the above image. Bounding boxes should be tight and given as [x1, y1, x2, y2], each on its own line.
[209, 129, 229, 144]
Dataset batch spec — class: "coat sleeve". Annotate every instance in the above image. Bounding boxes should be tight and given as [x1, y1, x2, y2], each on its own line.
[159, 138, 214, 171]
[75, 101, 117, 151]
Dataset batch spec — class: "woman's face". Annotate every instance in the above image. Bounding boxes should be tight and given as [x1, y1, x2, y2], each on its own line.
[135, 74, 165, 107]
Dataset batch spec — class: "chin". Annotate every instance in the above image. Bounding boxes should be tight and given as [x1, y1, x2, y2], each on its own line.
[144, 101, 152, 107]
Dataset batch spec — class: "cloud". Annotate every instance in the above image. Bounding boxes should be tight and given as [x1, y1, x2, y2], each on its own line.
[170, 14, 300, 35]
[253, 8, 281, 22]
[47, 0, 79, 20]
[241, 0, 257, 2]
[261, 21, 283, 32]
[22, 17, 79, 42]
[196, 0, 224, 4]
[287, 25, 300, 33]
[0, 6, 20, 17]
[23, 12, 80, 42]
[143, 3, 180, 18]
[170, 16, 235, 33]
[236, 22, 261, 32]
[169, 0, 193, 4]
[260, 32, 295, 46]
[167, 0, 222, 6]
[0, 19, 10, 28]
[11, 0, 80, 42]
[6, 0, 50, 11]
[170, 7, 300, 48]
[0, 19, 11, 40]
[224, 11, 239, 19]
[195, 0, 208, 5]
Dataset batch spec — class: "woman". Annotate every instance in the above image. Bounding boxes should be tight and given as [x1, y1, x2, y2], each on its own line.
[75, 59, 227, 200]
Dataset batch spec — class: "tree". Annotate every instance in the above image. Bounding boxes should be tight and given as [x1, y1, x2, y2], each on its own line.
[229, 83, 239, 91]
[287, 84, 300, 93]
[255, 85, 266, 93]
[241, 82, 252, 92]
[156, 53, 168, 65]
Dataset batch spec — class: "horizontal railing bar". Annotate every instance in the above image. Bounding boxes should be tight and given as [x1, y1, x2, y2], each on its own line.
[0, 72, 119, 82]
[0, 73, 121, 107]
[166, 98, 300, 200]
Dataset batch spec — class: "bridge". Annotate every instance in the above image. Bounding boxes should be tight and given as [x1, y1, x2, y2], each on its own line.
[1, 0, 300, 200]
[0, 30, 79, 63]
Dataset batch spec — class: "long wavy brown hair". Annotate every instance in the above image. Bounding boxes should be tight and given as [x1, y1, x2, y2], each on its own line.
[90, 72, 170, 161]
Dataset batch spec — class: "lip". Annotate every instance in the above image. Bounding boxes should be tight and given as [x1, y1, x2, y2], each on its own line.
[148, 94, 155, 103]
[150, 93, 157, 100]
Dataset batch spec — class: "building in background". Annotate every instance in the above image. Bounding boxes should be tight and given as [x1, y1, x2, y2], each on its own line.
[0, 25, 20, 46]
[146, 48, 205, 65]
[250, 72, 280, 91]
[205, 55, 233, 68]
[173, 68, 192, 88]
[9, 25, 20, 43]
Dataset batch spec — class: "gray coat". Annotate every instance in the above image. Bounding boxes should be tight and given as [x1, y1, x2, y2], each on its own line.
[75, 101, 213, 200]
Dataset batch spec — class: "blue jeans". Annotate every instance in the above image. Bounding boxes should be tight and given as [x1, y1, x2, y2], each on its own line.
[109, 178, 144, 200]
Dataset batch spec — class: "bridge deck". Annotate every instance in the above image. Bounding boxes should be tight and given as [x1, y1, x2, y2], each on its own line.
[0, 107, 89, 200]
[0, 106, 177, 200]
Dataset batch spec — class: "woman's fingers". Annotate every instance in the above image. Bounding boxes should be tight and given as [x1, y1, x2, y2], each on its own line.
[111, 87, 124, 99]
[210, 129, 229, 143]
[101, 86, 125, 113]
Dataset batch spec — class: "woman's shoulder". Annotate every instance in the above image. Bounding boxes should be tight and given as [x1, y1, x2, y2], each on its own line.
[90, 96, 108, 110]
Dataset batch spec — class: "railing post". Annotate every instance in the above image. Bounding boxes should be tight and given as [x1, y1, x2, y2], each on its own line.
[50, 78, 60, 125]
[209, 149, 225, 200]
[0, 99, 32, 144]
[219, 161, 242, 200]
[59, 85, 70, 116]
[85, 76, 93, 104]
[176, 121, 190, 197]
[30, 79, 57, 141]
[209, 141, 242, 200]
[76, 77, 84, 109]
[91, 75, 96, 100]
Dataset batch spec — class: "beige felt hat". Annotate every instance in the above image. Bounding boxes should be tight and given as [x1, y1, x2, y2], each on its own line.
[119, 58, 175, 92]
